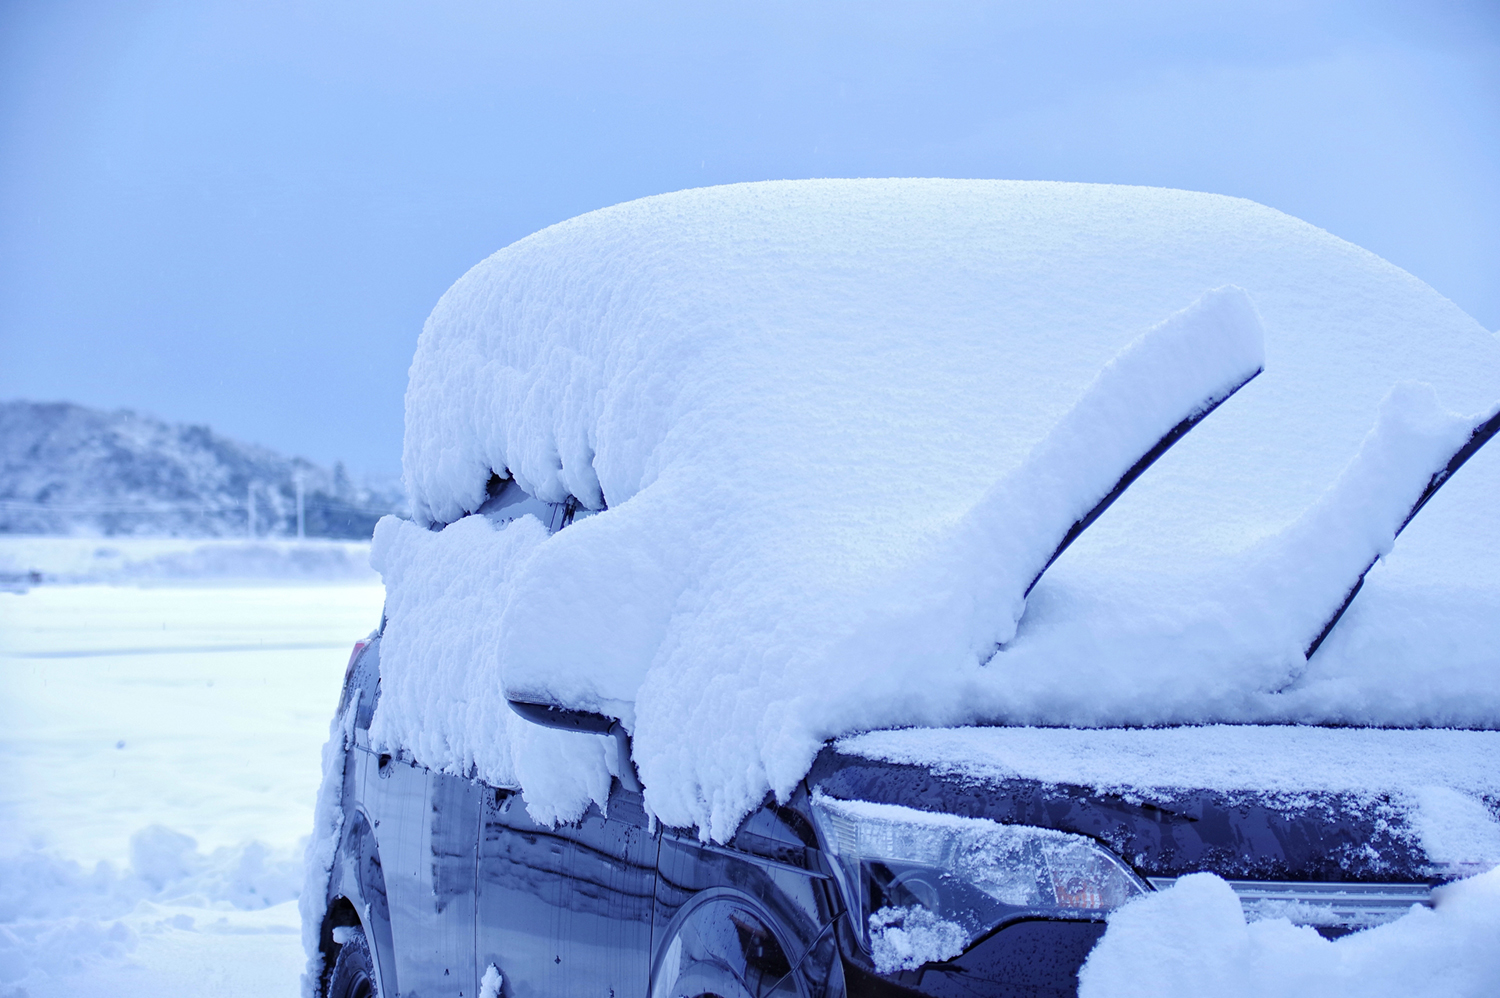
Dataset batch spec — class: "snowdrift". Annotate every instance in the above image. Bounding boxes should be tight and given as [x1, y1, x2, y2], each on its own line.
[1, 826, 303, 991]
[372, 179, 1500, 840]
[1078, 866, 1500, 998]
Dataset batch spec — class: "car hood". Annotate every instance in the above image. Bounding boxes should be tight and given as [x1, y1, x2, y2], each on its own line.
[810, 725, 1500, 882]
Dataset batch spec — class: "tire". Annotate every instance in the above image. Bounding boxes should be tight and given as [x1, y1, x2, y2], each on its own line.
[326, 925, 379, 998]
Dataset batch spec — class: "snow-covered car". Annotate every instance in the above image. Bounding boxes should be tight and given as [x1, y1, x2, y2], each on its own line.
[305, 180, 1500, 998]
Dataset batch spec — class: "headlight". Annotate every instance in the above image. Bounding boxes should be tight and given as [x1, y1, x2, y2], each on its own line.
[811, 794, 1147, 973]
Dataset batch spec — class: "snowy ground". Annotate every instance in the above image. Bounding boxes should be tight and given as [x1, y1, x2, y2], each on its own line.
[0, 535, 378, 587]
[0, 556, 384, 997]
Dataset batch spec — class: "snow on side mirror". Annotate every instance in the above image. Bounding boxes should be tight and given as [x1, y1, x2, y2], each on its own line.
[507, 697, 617, 733]
[507, 697, 644, 792]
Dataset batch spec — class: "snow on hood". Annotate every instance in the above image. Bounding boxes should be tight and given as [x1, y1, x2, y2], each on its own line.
[374, 179, 1500, 839]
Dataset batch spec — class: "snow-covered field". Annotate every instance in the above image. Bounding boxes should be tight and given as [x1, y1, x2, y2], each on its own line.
[0, 558, 384, 997]
[0, 536, 378, 587]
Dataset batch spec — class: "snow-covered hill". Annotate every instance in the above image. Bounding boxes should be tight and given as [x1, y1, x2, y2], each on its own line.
[0, 400, 403, 538]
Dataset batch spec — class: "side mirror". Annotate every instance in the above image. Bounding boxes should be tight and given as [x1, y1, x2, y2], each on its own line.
[507, 697, 643, 792]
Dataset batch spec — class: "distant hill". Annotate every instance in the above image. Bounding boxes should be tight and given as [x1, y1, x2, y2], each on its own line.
[0, 400, 405, 538]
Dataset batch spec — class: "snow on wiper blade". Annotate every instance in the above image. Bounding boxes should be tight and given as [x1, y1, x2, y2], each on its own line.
[823, 285, 1265, 674]
[1025, 356, 1260, 597]
[1302, 391, 1500, 658]
[956, 285, 1264, 647]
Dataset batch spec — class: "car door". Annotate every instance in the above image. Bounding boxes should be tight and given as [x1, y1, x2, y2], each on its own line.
[364, 754, 480, 997]
[476, 781, 659, 998]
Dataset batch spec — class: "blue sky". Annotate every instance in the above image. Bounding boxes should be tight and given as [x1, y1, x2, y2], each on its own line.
[2, 0, 1496, 475]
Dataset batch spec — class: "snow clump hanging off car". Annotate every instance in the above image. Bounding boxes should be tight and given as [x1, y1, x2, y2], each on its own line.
[305, 180, 1500, 998]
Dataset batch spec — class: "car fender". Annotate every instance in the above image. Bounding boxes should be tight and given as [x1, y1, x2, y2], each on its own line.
[651, 886, 836, 998]
[322, 803, 398, 997]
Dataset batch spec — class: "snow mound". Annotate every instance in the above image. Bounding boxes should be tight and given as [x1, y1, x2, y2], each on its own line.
[0, 827, 302, 992]
[380, 179, 1500, 839]
[1078, 868, 1500, 998]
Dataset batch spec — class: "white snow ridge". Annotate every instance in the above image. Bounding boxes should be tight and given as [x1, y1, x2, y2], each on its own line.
[376, 178, 1500, 843]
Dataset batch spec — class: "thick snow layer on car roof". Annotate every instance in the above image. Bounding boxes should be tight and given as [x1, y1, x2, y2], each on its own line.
[377, 179, 1500, 839]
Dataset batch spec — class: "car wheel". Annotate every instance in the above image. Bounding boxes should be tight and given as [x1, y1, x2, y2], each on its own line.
[326, 924, 379, 998]
[652, 899, 800, 998]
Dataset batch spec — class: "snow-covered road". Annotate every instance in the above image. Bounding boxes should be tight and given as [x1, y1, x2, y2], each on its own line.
[0, 579, 384, 997]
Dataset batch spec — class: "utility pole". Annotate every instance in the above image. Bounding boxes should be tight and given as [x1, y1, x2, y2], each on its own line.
[247, 484, 256, 538]
[295, 473, 305, 540]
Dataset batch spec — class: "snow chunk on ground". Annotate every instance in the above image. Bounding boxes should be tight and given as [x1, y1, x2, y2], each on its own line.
[386, 179, 1500, 838]
[1, 828, 303, 996]
[1078, 868, 1500, 998]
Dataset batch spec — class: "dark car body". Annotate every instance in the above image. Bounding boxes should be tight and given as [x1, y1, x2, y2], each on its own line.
[313, 631, 1439, 998]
